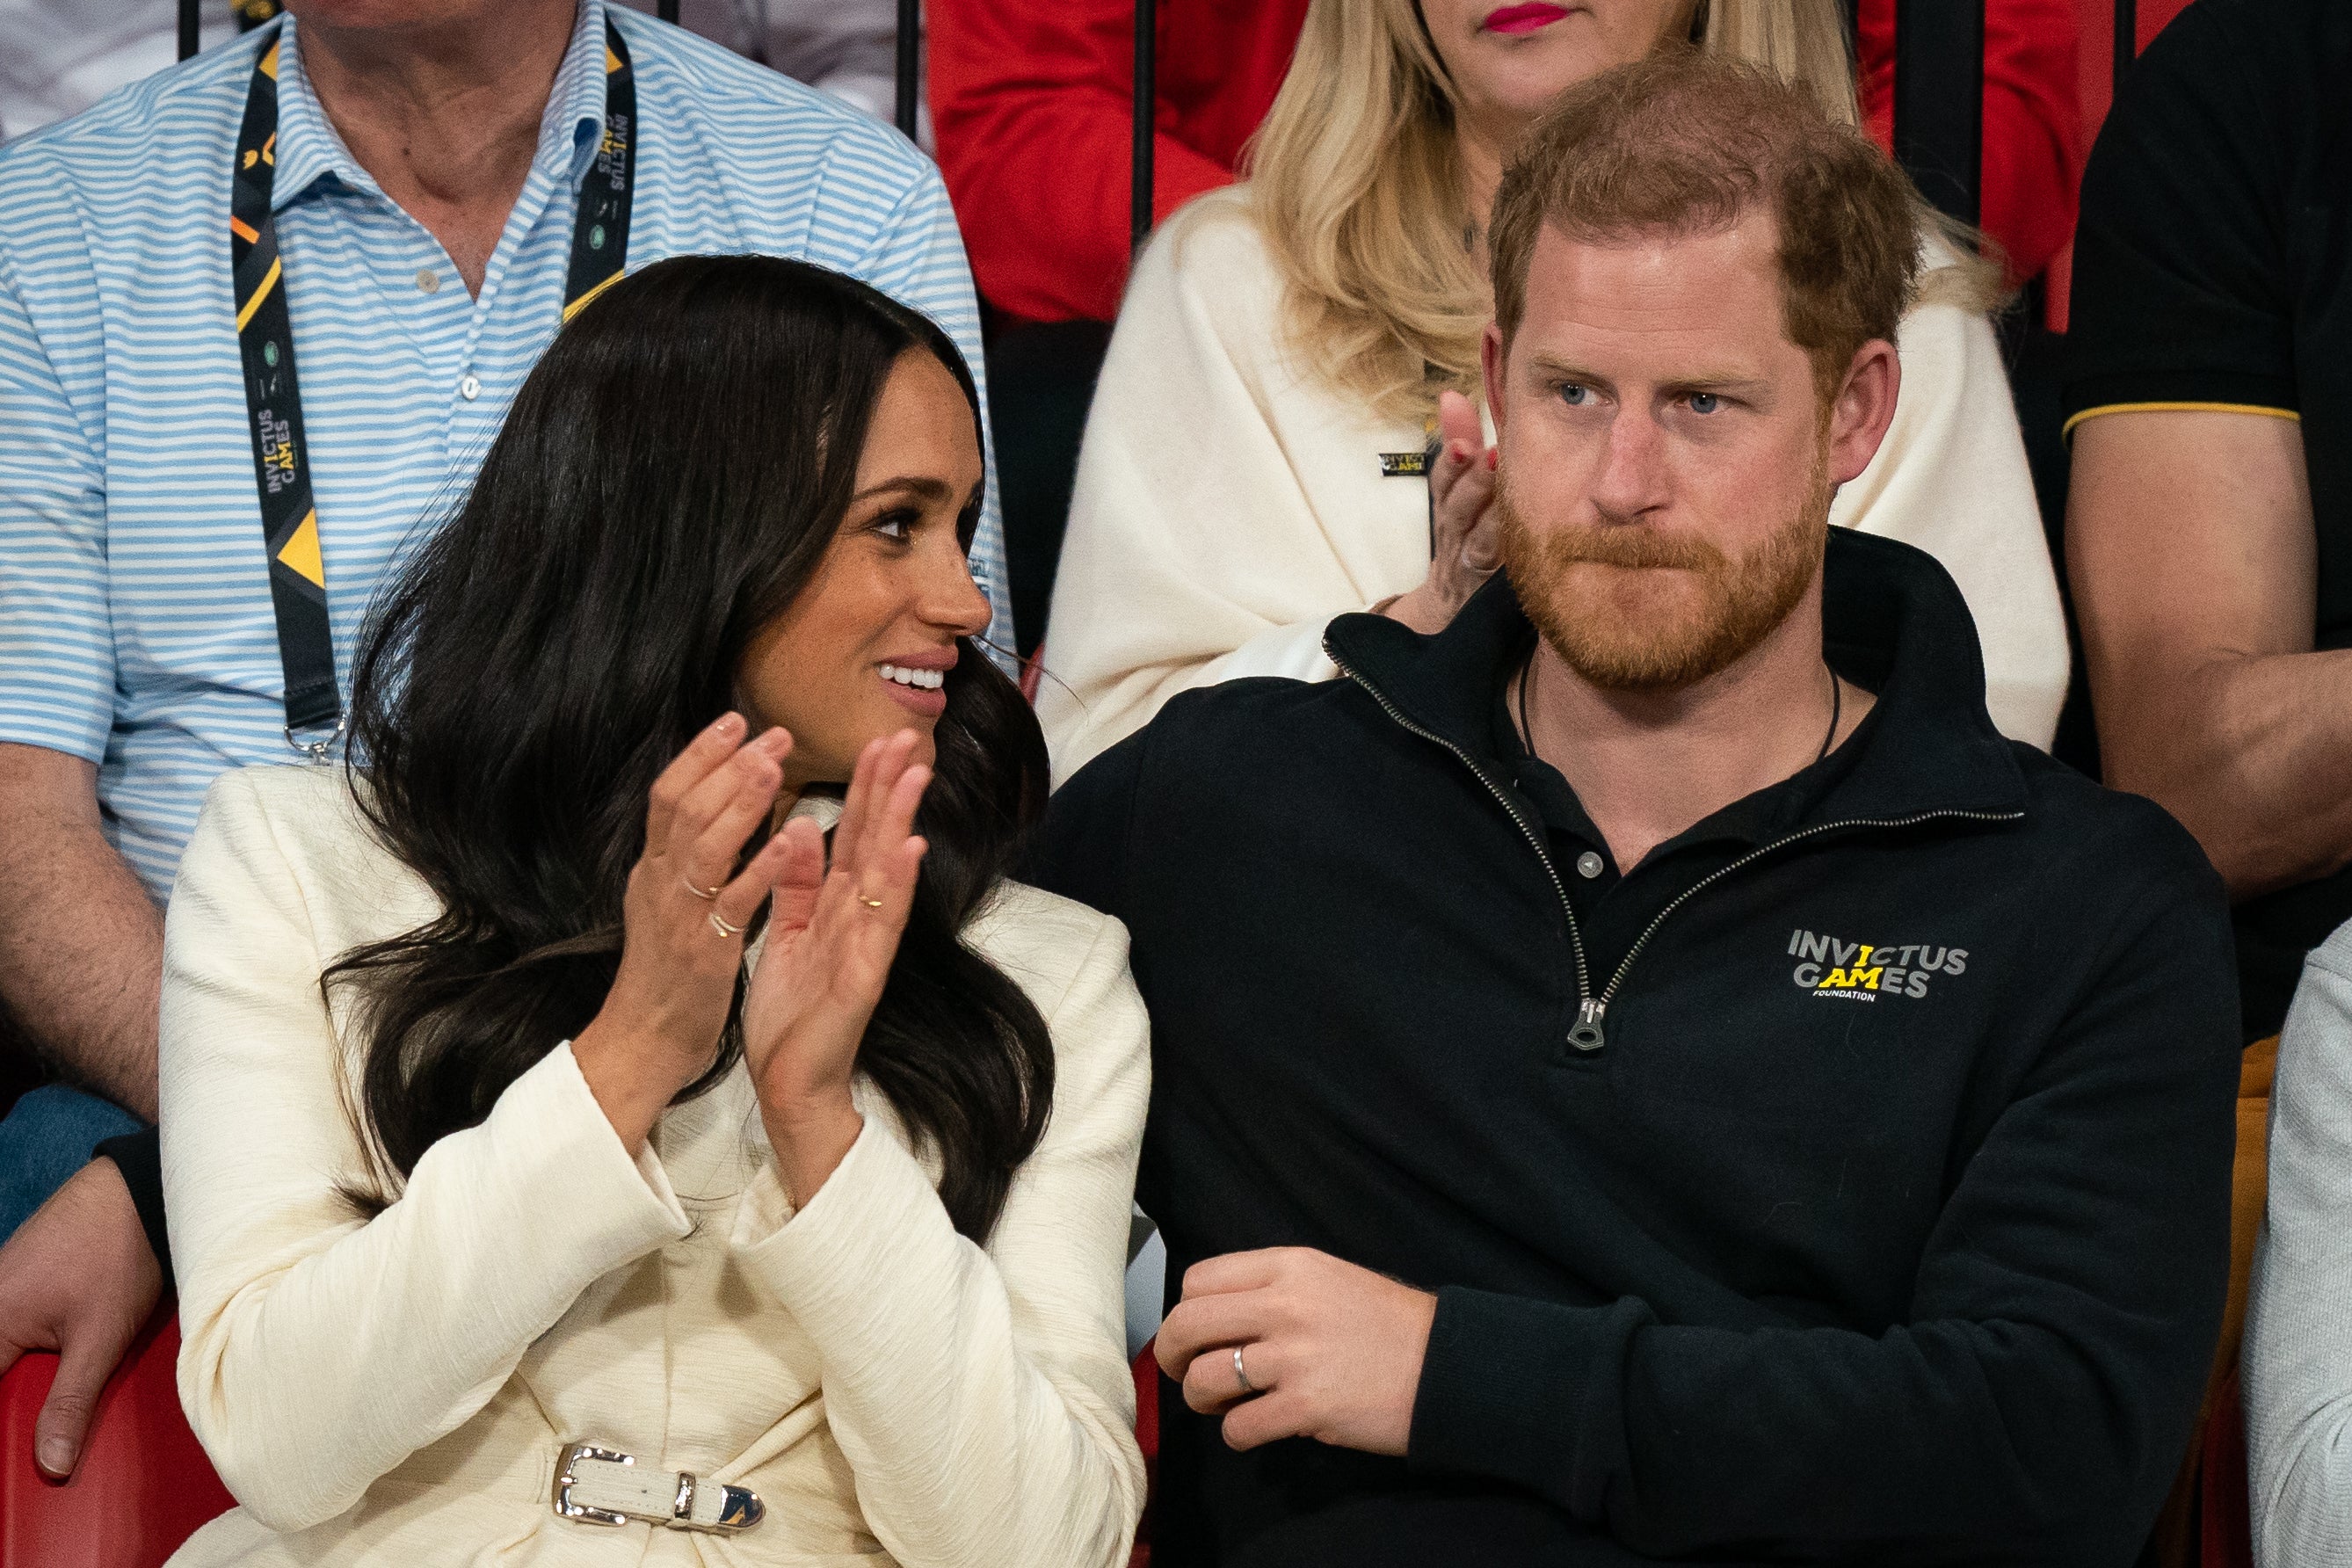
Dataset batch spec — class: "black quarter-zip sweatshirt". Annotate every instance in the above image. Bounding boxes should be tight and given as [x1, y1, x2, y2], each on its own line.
[1033, 531, 2241, 1567]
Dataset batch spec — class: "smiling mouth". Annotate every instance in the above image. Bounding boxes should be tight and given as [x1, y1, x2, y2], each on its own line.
[877, 659, 950, 719]
[1484, 2, 1572, 33]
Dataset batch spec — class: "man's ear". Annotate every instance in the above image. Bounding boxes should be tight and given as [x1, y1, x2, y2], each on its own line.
[1826, 338, 1901, 486]
[1482, 322, 1509, 439]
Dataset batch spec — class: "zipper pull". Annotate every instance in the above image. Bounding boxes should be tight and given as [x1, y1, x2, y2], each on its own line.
[1568, 998, 1607, 1053]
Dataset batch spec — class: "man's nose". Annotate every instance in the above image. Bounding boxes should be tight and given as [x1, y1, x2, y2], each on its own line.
[1589, 410, 1672, 522]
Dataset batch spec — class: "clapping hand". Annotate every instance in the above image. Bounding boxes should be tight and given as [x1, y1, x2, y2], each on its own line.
[571, 713, 801, 1154]
[741, 729, 933, 1206]
[1383, 388, 1500, 635]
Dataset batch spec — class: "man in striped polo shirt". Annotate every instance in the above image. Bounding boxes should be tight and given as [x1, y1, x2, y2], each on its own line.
[0, 0, 1011, 1481]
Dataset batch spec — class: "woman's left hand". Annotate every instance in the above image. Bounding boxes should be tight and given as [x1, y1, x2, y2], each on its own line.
[742, 729, 933, 1206]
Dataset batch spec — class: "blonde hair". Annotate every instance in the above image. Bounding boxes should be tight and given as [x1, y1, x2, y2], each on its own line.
[1241, 0, 2000, 422]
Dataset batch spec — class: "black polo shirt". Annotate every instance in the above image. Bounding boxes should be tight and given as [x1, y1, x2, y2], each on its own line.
[2062, 0, 2352, 1039]
[1487, 635, 1883, 991]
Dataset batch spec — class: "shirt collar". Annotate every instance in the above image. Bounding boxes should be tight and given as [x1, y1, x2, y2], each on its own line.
[264, 1, 611, 214]
[1324, 526, 2029, 831]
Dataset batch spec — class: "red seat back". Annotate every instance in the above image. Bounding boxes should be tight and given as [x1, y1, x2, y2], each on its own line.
[2199, 1365, 2253, 1568]
[1130, 1339, 1158, 1567]
[0, 1314, 235, 1568]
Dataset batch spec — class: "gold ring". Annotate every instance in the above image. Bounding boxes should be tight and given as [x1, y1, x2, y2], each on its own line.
[683, 877, 722, 902]
[709, 909, 745, 939]
[857, 891, 886, 910]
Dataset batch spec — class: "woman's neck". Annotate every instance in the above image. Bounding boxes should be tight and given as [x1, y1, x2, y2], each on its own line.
[1456, 109, 1529, 253]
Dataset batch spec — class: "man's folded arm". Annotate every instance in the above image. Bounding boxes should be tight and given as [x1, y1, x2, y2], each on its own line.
[1406, 858, 2240, 1557]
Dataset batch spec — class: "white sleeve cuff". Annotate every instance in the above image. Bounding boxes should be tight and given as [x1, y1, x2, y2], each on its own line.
[507, 1042, 693, 1252]
[731, 1109, 965, 1334]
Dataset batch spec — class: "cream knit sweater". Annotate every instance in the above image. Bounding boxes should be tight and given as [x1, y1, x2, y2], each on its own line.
[158, 766, 1149, 1568]
[1037, 188, 2069, 782]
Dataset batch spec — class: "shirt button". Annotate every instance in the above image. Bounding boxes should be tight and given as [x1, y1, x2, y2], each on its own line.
[459, 374, 482, 401]
[415, 268, 440, 294]
[1575, 851, 1605, 880]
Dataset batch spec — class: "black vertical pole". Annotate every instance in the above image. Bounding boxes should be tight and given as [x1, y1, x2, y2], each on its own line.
[178, 0, 201, 61]
[2112, 0, 2138, 94]
[1892, 0, 1985, 227]
[896, 0, 921, 140]
[657, 0, 679, 22]
[1130, 0, 1157, 252]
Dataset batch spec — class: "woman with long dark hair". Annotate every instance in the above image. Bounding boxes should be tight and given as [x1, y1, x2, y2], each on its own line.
[154, 255, 1147, 1566]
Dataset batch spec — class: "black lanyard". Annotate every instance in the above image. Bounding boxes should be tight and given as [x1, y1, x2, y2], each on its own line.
[230, 20, 636, 754]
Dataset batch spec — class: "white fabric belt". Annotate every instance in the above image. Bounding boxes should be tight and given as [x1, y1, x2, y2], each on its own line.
[552, 1442, 765, 1533]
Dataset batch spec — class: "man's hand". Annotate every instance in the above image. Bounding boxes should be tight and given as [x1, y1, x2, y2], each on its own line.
[1156, 1246, 1437, 1456]
[1382, 390, 1499, 636]
[0, 1158, 162, 1477]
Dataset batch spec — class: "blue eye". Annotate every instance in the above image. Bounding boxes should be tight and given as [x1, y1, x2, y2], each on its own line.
[1688, 392, 1722, 414]
[1558, 382, 1590, 407]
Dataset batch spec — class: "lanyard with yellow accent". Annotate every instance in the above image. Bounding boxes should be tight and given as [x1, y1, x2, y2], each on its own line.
[229, 20, 636, 754]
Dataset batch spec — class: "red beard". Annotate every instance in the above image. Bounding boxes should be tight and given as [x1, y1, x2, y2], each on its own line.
[1494, 450, 1833, 692]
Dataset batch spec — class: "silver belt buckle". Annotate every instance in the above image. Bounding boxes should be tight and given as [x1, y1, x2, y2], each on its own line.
[552, 1441, 764, 1533]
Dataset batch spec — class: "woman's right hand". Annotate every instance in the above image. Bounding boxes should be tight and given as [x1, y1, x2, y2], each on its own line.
[571, 712, 800, 1154]
[1383, 389, 1500, 635]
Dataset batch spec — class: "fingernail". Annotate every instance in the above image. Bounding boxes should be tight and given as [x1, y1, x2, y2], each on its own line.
[708, 712, 743, 738]
[38, 1437, 72, 1474]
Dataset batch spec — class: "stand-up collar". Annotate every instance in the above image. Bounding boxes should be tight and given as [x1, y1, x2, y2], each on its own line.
[1322, 528, 2030, 824]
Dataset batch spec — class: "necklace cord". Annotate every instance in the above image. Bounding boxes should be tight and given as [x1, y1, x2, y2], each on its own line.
[1816, 662, 1842, 766]
[1514, 652, 1844, 766]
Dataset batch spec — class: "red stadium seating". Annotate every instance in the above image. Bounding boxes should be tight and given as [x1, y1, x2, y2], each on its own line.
[2198, 1367, 2254, 1568]
[0, 1314, 233, 1568]
[1131, 1339, 1158, 1566]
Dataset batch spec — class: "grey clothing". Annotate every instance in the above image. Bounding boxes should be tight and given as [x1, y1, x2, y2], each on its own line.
[2246, 918, 2352, 1563]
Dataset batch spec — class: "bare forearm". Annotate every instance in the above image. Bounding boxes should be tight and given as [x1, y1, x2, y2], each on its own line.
[2069, 412, 2337, 904]
[0, 745, 162, 1118]
[2099, 648, 2352, 900]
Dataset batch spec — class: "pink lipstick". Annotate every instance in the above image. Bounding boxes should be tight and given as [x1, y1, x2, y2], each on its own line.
[1484, 3, 1572, 34]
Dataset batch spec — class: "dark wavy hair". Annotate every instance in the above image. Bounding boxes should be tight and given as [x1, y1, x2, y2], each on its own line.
[327, 254, 1053, 1242]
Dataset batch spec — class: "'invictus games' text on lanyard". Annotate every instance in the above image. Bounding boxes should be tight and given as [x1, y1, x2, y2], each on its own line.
[229, 21, 638, 753]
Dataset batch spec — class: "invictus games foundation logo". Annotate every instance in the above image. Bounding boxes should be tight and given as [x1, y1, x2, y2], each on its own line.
[1787, 928, 1967, 1003]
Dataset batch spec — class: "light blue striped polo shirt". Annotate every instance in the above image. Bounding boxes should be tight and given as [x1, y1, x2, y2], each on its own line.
[0, 0, 1013, 901]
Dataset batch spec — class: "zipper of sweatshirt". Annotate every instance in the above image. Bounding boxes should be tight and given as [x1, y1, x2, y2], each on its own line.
[1331, 651, 1596, 1031]
[1334, 652, 2023, 1053]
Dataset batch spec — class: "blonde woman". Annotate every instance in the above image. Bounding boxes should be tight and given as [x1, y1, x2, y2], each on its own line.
[1036, 0, 2066, 780]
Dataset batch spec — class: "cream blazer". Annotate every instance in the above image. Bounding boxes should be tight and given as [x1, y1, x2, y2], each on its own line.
[1037, 187, 2070, 782]
[158, 766, 1149, 1567]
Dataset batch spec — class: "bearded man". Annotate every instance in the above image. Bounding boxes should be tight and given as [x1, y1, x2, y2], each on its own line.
[1033, 50, 2240, 1568]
